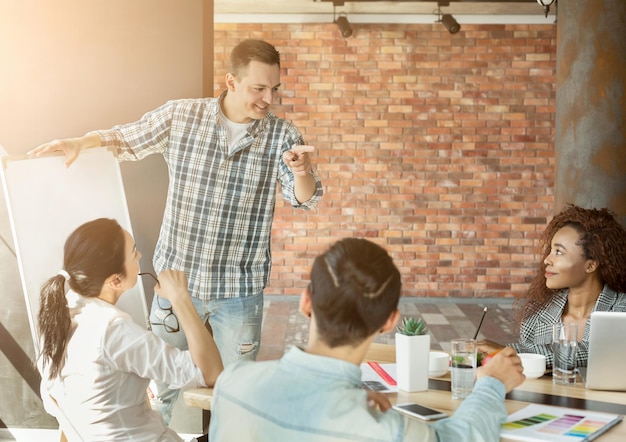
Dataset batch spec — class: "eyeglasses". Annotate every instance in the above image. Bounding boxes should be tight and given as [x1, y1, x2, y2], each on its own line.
[139, 272, 180, 333]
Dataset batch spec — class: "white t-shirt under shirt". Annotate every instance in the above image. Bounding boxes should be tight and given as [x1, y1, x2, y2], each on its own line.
[218, 107, 254, 154]
[39, 290, 206, 441]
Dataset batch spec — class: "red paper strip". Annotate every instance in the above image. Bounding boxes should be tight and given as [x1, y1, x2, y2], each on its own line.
[368, 361, 397, 386]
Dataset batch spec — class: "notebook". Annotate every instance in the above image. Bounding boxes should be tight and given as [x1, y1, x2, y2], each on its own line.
[579, 311, 626, 391]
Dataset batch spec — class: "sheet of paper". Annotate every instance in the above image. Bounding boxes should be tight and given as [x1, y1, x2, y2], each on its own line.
[360, 363, 398, 393]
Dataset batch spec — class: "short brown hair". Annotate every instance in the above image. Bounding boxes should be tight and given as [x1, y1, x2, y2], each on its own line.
[309, 238, 401, 348]
[229, 39, 281, 80]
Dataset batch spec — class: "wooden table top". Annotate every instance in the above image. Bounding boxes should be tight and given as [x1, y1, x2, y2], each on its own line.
[183, 343, 625, 441]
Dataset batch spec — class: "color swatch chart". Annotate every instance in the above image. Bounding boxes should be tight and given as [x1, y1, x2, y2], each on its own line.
[501, 412, 557, 432]
[504, 412, 607, 438]
[500, 404, 622, 442]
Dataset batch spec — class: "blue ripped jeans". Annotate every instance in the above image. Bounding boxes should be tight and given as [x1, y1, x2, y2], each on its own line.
[149, 291, 264, 425]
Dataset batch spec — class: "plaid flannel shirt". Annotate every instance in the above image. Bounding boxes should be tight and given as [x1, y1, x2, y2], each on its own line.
[509, 285, 626, 369]
[89, 95, 323, 300]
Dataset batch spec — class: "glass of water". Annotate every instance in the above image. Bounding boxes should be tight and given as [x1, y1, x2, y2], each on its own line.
[552, 323, 578, 385]
[451, 338, 477, 399]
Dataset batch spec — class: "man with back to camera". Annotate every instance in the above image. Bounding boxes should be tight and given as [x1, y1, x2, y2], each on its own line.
[209, 237, 526, 441]
[29, 39, 323, 424]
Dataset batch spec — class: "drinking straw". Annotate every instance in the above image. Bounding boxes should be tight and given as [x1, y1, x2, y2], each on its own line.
[473, 306, 488, 340]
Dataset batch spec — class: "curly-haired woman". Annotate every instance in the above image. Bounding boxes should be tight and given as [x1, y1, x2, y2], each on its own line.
[478, 204, 626, 369]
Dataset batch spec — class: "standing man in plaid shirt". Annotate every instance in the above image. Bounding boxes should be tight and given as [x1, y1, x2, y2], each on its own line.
[29, 39, 324, 424]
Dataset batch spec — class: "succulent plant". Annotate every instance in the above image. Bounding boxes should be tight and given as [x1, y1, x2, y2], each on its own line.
[396, 316, 429, 336]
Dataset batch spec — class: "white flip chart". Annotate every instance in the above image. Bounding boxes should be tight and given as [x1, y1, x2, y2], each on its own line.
[0, 146, 149, 353]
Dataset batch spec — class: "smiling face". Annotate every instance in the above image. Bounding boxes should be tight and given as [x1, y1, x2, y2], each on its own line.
[223, 60, 281, 123]
[543, 225, 595, 290]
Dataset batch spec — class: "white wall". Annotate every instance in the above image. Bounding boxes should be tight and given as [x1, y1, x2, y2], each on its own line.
[0, 0, 206, 429]
[0, 0, 203, 151]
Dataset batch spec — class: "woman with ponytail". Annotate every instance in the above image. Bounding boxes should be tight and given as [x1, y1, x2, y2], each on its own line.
[37, 218, 222, 441]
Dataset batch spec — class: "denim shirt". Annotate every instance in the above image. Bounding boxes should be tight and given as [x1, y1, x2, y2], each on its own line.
[209, 346, 508, 442]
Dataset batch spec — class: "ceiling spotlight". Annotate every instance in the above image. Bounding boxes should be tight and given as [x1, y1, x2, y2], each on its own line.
[335, 14, 353, 38]
[435, 2, 460, 35]
[440, 14, 460, 34]
[537, 0, 557, 18]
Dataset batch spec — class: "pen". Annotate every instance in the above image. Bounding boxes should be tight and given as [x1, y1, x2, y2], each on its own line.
[473, 306, 487, 340]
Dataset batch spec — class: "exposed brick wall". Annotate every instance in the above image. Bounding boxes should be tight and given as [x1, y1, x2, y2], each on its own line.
[213, 22, 557, 298]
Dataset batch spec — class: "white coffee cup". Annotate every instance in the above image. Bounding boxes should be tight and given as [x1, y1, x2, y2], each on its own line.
[429, 351, 450, 377]
[518, 353, 547, 379]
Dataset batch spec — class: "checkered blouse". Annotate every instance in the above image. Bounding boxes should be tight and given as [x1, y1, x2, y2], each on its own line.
[509, 285, 626, 369]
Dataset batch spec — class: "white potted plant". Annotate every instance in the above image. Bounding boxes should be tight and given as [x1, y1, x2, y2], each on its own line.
[395, 316, 430, 392]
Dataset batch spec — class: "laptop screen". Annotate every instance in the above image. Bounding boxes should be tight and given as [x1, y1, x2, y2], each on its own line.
[584, 311, 626, 391]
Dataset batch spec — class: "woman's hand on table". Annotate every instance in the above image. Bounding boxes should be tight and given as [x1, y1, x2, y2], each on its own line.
[477, 340, 506, 366]
[476, 346, 525, 393]
[366, 390, 392, 412]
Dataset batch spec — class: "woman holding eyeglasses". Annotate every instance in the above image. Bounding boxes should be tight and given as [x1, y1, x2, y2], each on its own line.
[37, 218, 223, 441]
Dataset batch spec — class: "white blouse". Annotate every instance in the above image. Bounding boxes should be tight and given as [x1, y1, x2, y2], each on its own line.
[39, 290, 206, 441]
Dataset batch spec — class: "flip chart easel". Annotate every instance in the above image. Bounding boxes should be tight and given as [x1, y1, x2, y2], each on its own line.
[0, 146, 149, 354]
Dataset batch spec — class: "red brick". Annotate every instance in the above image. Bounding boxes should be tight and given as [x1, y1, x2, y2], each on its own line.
[217, 22, 555, 299]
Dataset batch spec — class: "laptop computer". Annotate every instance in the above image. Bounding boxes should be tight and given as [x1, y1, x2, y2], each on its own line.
[578, 311, 626, 391]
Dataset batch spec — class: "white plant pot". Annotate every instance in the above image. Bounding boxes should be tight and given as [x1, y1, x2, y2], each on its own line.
[395, 333, 430, 392]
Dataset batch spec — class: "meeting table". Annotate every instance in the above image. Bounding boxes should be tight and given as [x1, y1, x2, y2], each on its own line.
[183, 343, 625, 441]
